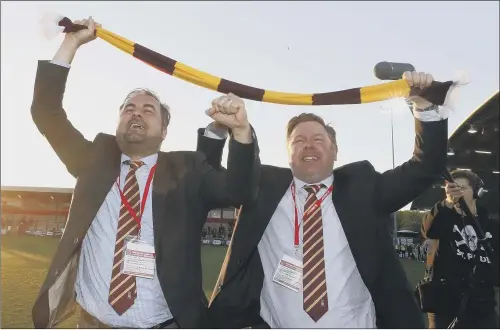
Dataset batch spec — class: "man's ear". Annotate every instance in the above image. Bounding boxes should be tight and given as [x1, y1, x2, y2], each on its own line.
[162, 127, 168, 140]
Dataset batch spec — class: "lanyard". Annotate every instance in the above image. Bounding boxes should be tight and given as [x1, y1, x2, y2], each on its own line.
[116, 164, 157, 229]
[291, 181, 334, 250]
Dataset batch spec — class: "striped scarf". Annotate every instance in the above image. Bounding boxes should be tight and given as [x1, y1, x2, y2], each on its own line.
[46, 15, 462, 108]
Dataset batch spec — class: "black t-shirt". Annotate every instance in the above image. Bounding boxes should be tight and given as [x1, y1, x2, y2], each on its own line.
[422, 201, 499, 312]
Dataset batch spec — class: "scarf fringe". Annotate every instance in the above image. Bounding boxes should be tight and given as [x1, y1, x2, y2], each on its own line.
[39, 13, 65, 40]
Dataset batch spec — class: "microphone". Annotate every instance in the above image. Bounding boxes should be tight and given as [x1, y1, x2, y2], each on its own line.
[372, 61, 456, 106]
[374, 62, 416, 81]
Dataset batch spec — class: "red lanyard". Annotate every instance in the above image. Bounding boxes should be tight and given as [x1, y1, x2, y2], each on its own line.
[116, 164, 157, 229]
[291, 181, 334, 249]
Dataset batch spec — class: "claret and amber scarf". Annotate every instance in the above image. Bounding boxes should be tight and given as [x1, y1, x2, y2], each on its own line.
[41, 14, 465, 108]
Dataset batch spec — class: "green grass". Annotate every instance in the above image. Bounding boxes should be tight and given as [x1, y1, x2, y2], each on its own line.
[1, 235, 497, 328]
[1, 235, 228, 328]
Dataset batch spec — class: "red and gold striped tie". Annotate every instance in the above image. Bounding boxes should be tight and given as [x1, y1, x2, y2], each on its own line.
[302, 184, 329, 322]
[108, 160, 143, 315]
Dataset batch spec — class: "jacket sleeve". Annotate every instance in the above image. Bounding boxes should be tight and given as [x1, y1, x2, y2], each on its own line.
[207, 251, 265, 329]
[421, 200, 457, 239]
[197, 129, 260, 210]
[196, 127, 227, 170]
[372, 118, 448, 214]
[31, 60, 94, 178]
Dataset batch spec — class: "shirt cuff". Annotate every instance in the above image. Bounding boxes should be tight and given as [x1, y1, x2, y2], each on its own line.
[50, 60, 71, 68]
[411, 103, 450, 122]
[204, 122, 228, 140]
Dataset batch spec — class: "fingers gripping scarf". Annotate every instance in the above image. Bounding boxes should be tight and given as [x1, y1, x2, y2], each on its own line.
[48, 16, 463, 107]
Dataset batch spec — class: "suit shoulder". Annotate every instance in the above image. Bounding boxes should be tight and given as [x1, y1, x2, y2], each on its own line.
[261, 164, 289, 172]
[335, 160, 376, 174]
[93, 133, 115, 143]
[92, 133, 120, 152]
[162, 150, 206, 168]
[165, 150, 199, 157]
[334, 160, 380, 185]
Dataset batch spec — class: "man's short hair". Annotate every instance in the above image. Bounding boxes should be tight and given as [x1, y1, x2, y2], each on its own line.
[286, 113, 337, 146]
[120, 88, 171, 129]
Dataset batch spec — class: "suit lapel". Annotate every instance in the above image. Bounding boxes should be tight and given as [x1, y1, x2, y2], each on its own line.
[227, 167, 292, 280]
[331, 166, 378, 286]
[331, 168, 356, 242]
[151, 152, 175, 230]
[71, 135, 122, 245]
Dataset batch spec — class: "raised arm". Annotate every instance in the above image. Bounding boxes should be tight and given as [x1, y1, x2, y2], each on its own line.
[196, 122, 228, 170]
[197, 133, 260, 210]
[373, 72, 449, 214]
[198, 94, 260, 210]
[31, 17, 100, 178]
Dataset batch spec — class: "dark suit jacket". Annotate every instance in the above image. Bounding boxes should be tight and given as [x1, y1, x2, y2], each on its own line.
[30, 61, 260, 329]
[196, 118, 448, 328]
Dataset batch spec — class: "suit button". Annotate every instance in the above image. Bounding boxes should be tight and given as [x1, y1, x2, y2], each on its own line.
[237, 259, 242, 266]
[218, 283, 222, 290]
[74, 238, 79, 244]
[54, 269, 59, 276]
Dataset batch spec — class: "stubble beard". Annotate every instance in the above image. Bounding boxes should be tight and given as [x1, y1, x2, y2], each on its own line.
[291, 166, 333, 184]
[117, 133, 163, 159]
[297, 172, 329, 184]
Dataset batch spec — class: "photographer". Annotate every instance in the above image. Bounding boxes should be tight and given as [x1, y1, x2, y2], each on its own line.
[421, 170, 499, 328]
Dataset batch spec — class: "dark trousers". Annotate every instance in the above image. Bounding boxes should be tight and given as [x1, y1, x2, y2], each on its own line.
[428, 311, 499, 329]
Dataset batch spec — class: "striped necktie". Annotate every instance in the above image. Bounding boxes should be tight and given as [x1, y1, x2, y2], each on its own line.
[302, 184, 329, 322]
[108, 160, 143, 315]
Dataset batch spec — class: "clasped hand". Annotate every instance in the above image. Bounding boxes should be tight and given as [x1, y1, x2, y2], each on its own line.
[403, 71, 435, 109]
[206, 93, 251, 142]
[444, 181, 465, 208]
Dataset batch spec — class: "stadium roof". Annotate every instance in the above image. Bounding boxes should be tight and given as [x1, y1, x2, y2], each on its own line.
[411, 90, 499, 217]
[1, 186, 73, 203]
[1, 186, 73, 194]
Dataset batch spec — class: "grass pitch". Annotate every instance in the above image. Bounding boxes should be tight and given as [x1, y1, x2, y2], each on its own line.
[1, 235, 497, 328]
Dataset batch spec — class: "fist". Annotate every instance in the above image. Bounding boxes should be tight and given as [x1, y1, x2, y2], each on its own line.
[445, 181, 464, 206]
[64, 16, 101, 48]
[404, 71, 434, 109]
[403, 71, 434, 89]
[206, 93, 249, 133]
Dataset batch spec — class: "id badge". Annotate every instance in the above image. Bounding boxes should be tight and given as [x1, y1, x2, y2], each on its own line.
[272, 254, 303, 293]
[120, 236, 156, 279]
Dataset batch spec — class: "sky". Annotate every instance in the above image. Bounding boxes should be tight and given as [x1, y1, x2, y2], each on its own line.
[1, 1, 499, 190]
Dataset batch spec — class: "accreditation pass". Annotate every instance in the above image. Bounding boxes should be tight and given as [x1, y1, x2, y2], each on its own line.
[272, 254, 303, 292]
[122, 241, 156, 279]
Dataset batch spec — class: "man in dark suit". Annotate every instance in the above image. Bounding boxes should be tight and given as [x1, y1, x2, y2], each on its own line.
[197, 72, 449, 328]
[31, 17, 260, 329]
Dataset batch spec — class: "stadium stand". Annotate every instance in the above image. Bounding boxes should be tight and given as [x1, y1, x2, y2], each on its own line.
[411, 91, 499, 219]
[0, 186, 236, 240]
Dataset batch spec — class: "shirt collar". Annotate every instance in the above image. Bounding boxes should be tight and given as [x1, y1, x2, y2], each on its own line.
[293, 173, 334, 192]
[121, 153, 158, 170]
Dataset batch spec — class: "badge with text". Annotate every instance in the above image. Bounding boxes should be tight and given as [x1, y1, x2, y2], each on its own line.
[121, 238, 156, 279]
[272, 254, 303, 292]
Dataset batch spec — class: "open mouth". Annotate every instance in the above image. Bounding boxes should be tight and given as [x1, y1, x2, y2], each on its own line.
[129, 123, 145, 130]
[302, 156, 318, 162]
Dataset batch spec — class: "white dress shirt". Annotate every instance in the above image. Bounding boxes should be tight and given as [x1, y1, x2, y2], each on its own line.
[74, 154, 172, 327]
[258, 175, 376, 328]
